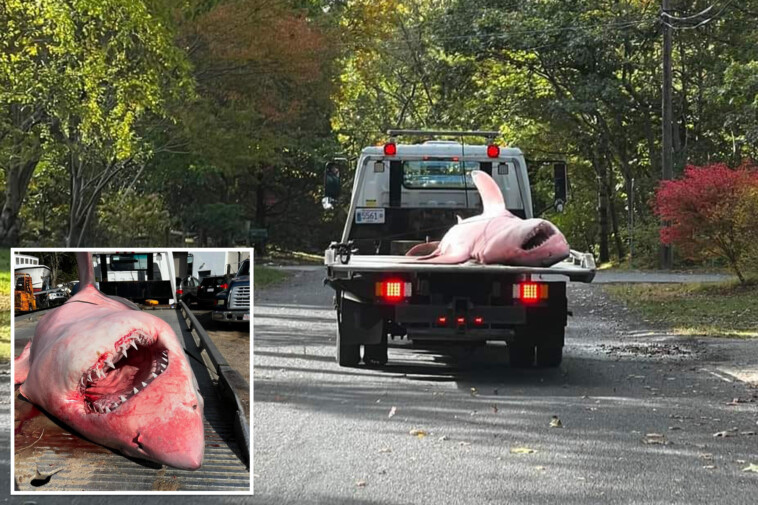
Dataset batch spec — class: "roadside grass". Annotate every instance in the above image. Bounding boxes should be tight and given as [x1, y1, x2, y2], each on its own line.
[261, 247, 323, 265]
[605, 279, 758, 338]
[254, 266, 290, 289]
[0, 248, 10, 361]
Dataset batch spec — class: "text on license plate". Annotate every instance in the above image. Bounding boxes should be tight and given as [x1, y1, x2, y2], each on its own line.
[355, 208, 385, 224]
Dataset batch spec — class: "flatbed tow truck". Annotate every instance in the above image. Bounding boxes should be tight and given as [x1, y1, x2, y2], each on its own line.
[13, 302, 250, 492]
[324, 130, 596, 368]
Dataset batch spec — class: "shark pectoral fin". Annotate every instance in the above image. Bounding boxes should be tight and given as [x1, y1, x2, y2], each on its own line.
[14, 341, 32, 385]
[417, 249, 471, 264]
[406, 242, 441, 257]
[471, 170, 513, 217]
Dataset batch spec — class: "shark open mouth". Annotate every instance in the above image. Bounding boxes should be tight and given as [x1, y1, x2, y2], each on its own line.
[81, 331, 169, 414]
[521, 224, 556, 251]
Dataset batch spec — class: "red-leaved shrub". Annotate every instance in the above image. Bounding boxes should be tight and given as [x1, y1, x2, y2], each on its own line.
[654, 162, 758, 283]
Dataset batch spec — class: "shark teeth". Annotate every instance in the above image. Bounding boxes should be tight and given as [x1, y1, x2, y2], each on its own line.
[84, 334, 170, 415]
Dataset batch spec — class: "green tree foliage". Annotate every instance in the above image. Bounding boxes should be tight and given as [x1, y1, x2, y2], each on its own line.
[0, 0, 192, 246]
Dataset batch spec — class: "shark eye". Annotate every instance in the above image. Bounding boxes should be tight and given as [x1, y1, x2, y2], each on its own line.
[82, 336, 169, 414]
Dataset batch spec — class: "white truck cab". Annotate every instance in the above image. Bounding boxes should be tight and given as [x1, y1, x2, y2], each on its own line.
[329, 130, 548, 255]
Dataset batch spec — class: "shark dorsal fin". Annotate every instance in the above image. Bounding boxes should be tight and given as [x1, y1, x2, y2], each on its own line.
[472, 170, 512, 217]
[76, 252, 96, 288]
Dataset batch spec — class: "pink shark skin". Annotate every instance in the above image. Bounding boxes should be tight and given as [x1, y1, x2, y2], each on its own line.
[412, 170, 570, 267]
[14, 253, 205, 470]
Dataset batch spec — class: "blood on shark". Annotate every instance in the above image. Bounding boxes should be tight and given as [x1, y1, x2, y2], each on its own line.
[14, 253, 205, 470]
[408, 170, 570, 267]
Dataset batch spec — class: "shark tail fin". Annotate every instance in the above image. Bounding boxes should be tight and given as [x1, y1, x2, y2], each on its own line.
[471, 170, 513, 217]
[76, 252, 95, 287]
[14, 341, 32, 385]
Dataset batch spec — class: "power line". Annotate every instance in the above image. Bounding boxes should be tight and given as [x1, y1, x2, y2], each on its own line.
[661, 0, 735, 30]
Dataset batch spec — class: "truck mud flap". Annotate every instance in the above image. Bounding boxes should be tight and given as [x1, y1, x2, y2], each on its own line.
[340, 297, 383, 345]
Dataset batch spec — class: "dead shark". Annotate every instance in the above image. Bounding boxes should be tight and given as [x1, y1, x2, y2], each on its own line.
[14, 252, 205, 470]
[408, 170, 570, 266]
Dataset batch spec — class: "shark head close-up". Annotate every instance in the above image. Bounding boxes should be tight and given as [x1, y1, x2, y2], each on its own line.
[14, 253, 205, 470]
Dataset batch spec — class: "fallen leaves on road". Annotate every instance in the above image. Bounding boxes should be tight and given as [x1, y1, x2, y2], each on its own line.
[378, 447, 392, 454]
[510, 447, 537, 454]
[492, 405, 499, 413]
[438, 435, 449, 441]
[356, 480, 367, 488]
[713, 428, 739, 438]
[388, 406, 396, 419]
[742, 464, 758, 473]
[534, 466, 546, 471]
[409, 429, 428, 438]
[702, 465, 716, 470]
[550, 416, 563, 428]
[643, 433, 669, 445]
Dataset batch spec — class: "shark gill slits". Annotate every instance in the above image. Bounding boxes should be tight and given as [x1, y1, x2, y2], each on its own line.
[82, 335, 169, 415]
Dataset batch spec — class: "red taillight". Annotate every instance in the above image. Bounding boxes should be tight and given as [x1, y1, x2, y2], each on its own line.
[177, 289, 183, 295]
[487, 144, 500, 158]
[437, 316, 447, 325]
[456, 316, 465, 325]
[220, 283, 228, 290]
[377, 280, 406, 302]
[515, 282, 548, 304]
[473, 316, 484, 325]
[384, 142, 397, 156]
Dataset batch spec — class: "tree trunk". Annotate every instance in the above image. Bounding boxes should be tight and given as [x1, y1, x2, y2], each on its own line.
[0, 157, 39, 246]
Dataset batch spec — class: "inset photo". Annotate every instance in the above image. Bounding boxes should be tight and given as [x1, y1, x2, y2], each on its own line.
[11, 249, 251, 493]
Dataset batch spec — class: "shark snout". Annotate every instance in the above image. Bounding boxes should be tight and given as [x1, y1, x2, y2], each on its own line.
[136, 412, 205, 470]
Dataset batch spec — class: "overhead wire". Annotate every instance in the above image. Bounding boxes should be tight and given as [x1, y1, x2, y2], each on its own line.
[661, 0, 735, 30]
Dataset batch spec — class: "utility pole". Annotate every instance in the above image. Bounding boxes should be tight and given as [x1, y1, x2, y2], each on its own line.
[660, 0, 674, 269]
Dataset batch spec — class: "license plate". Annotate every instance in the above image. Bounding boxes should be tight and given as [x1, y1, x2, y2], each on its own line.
[243, 313, 250, 321]
[355, 208, 385, 224]
[207, 288, 214, 292]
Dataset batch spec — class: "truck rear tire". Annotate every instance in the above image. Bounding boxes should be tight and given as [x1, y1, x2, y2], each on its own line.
[536, 345, 563, 367]
[363, 342, 388, 366]
[509, 344, 535, 368]
[336, 308, 360, 367]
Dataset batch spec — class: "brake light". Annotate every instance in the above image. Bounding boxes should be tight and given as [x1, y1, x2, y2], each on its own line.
[376, 279, 411, 302]
[513, 282, 548, 304]
[177, 289, 183, 295]
[384, 142, 397, 156]
[437, 316, 447, 325]
[473, 316, 484, 325]
[456, 316, 465, 325]
[220, 283, 228, 290]
[487, 144, 500, 158]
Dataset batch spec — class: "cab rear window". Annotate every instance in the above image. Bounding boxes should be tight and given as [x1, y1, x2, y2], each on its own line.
[402, 160, 480, 189]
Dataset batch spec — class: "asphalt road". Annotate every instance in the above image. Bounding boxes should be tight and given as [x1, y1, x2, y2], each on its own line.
[2, 268, 756, 504]
[252, 267, 757, 504]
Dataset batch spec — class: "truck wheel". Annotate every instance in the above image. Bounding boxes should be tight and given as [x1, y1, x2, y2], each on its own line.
[536, 345, 563, 367]
[363, 342, 388, 366]
[336, 309, 360, 367]
[509, 344, 535, 368]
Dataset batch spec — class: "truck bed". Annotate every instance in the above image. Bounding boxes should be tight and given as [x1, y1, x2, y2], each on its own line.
[326, 249, 596, 283]
[13, 307, 250, 492]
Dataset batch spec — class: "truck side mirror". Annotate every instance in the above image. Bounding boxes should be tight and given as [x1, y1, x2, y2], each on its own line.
[324, 161, 341, 198]
[553, 162, 568, 213]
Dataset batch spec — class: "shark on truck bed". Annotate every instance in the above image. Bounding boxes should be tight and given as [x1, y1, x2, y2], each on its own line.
[407, 170, 570, 267]
[14, 253, 205, 470]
